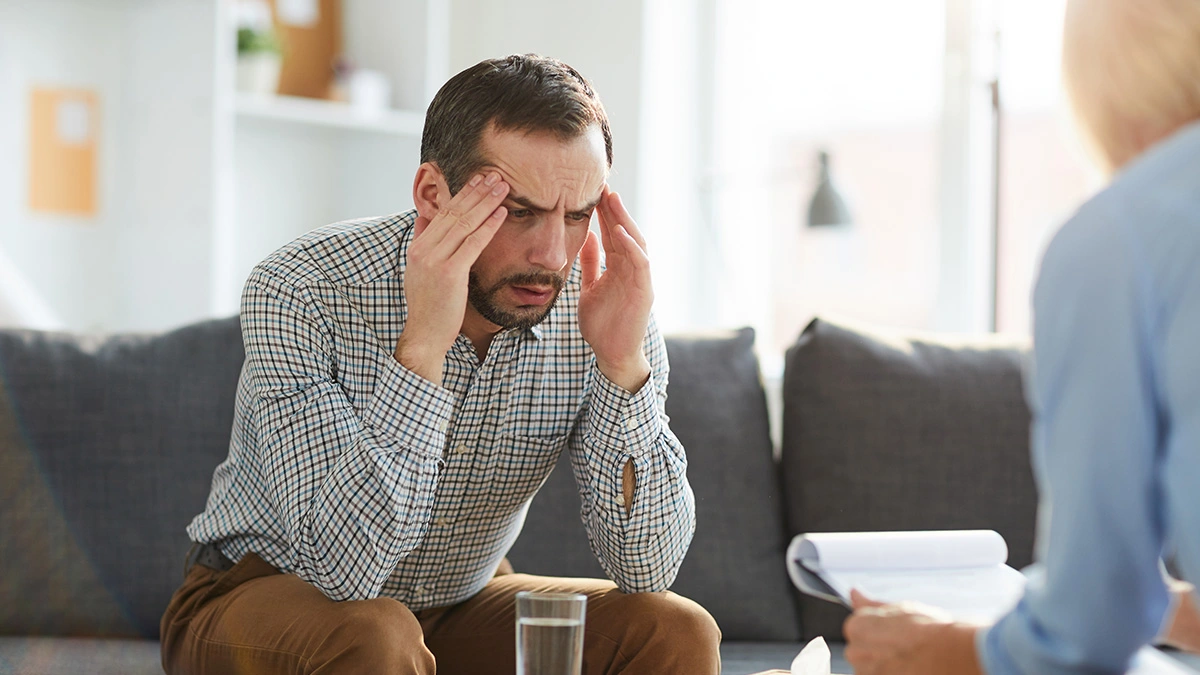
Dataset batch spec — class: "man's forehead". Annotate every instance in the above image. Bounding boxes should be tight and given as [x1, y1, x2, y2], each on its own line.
[475, 128, 607, 210]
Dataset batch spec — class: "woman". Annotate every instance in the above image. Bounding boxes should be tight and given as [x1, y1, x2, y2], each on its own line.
[844, 0, 1200, 673]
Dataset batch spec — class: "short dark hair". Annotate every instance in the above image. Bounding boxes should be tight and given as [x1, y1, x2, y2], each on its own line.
[420, 54, 613, 194]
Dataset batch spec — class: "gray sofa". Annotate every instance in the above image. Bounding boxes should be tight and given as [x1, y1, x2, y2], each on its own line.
[0, 315, 1043, 674]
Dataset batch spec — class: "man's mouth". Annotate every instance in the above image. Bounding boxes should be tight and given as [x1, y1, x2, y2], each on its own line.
[509, 285, 555, 305]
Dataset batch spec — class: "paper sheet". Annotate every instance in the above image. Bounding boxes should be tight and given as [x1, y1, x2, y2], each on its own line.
[791, 636, 831, 675]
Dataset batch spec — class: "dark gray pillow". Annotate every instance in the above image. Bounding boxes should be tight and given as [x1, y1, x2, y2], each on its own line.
[781, 318, 1036, 640]
[508, 328, 801, 641]
[0, 318, 244, 638]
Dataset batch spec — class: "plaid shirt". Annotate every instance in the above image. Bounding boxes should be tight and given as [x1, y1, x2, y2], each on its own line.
[187, 210, 695, 608]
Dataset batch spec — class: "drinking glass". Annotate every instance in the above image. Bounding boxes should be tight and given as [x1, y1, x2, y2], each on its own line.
[515, 591, 586, 675]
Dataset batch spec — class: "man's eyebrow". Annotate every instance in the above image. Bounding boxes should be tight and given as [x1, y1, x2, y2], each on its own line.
[574, 196, 603, 215]
[506, 192, 603, 216]
[506, 193, 554, 212]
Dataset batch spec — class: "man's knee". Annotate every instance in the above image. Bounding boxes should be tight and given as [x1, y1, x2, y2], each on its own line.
[322, 597, 434, 673]
[622, 591, 721, 646]
[638, 590, 720, 643]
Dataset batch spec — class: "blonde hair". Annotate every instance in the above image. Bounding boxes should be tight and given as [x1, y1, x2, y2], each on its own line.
[1062, 0, 1200, 172]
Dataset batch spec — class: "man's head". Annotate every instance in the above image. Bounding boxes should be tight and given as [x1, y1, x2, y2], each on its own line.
[413, 55, 612, 336]
[1062, 0, 1200, 172]
[420, 54, 612, 195]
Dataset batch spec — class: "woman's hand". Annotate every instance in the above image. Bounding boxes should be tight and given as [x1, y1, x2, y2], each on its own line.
[843, 590, 985, 675]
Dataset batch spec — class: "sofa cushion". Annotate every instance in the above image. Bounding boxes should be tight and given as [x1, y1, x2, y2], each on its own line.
[0, 318, 244, 639]
[781, 318, 1036, 641]
[0, 637, 162, 675]
[507, 328, 801, 641]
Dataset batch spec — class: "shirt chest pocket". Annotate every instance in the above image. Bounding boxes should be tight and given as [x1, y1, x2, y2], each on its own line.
[488, 434, 568, 511]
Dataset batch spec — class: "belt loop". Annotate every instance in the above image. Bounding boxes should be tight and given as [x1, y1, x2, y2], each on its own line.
[183, 541, 200, 581]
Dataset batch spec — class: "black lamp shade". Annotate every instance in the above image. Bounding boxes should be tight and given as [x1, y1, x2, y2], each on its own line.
[807, 150, 853, 228]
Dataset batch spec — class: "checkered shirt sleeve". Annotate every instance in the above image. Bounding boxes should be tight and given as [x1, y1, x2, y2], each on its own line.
[235, 265, 453, 601]
[572, 317, 696, 593]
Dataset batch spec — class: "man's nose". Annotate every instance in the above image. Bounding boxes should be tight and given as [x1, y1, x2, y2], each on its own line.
[528, 215, 569, 272]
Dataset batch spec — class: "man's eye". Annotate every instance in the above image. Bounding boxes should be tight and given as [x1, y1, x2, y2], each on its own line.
[569, 212, 593, 223]
[509, 209, 533, 219]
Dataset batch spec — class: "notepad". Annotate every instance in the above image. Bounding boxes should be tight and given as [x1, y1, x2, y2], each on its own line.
[786, 529, 1026, 622]
[786, 530, 1199, 673]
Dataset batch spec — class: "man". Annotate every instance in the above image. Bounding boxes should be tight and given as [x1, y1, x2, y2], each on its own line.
[843, 0, 1200, 673]
[160, 54, 720, 674]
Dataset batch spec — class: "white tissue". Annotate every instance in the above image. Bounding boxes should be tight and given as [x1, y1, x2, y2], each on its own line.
[790, 636, 831, 675]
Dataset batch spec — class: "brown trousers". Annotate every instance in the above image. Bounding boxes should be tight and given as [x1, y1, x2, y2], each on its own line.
[160, 553, 721, 674]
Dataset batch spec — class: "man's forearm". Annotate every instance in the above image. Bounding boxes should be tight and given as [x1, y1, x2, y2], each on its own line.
[623, 459, 635, 516]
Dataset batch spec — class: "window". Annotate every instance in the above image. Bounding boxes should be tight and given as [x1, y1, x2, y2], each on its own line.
[995, 0, 1100, 334]
[672, 0, 1101, 362]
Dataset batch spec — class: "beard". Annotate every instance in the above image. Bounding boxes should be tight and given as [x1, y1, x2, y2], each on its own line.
[467, 270, 565, 331]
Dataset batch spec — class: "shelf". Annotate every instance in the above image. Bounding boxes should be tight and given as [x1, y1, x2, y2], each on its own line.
[233, 93, 425, 136]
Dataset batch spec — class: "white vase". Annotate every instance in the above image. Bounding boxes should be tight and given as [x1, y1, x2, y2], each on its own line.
[236, 53, 281, 96]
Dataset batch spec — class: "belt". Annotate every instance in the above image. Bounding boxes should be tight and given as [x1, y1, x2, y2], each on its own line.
[184, 541, 236, 576]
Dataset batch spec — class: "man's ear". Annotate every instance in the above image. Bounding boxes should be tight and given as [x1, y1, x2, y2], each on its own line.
[412, 162, 449, 221]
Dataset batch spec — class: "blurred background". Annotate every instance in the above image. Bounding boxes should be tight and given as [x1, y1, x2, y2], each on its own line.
[0, 0, 1098, 367]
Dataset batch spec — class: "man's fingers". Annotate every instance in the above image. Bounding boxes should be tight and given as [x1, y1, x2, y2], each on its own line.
[433, 177, 509, 260]
[580, 229, 602, 287]
[414, 214, 432, 238]
[417, 172, 487, 248]
[606, 191, 647, 251]
[596, 192, 615, 255]
[420, 172, 508, 252]
[613, 225, 650, 275]
[446, 205, 507, 269]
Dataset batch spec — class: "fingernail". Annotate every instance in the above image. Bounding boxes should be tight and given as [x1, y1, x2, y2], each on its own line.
[470, 174, 483, 187]
[485, 173, 499, 186]
[492, 182, 506, 195]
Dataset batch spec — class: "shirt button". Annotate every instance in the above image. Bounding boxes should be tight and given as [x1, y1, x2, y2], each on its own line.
[455, 444, 470, 454]
[413, 585, 425, 595]
[435, 517, 451, 527]
[440, 420, 449, 433]
[625, 418, 638, 431]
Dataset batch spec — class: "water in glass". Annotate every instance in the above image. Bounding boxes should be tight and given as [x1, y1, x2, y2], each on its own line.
[517, 616, 584, 675]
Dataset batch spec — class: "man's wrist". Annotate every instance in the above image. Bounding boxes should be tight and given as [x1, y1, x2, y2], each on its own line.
[394, 334, 447, 386]
[595, 354, 651, 394]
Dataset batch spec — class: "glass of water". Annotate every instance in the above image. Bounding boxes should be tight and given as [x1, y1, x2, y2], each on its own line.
[515, 591, 586, 675]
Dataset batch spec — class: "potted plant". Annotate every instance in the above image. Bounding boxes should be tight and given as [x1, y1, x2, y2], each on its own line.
[236, 25, 283, 96]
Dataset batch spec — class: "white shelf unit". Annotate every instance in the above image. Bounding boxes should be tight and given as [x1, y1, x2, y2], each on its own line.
[0, 0, 447, 332]
[232, 93, 426, 136]
[214, 0, 448, 320]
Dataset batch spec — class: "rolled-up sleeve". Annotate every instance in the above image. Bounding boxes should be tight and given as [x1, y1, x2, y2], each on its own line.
[242, 267, 454, 601]
[568, 317, 696, 593]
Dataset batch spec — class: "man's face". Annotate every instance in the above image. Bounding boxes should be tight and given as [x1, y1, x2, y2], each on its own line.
[460, 123, 608, 333]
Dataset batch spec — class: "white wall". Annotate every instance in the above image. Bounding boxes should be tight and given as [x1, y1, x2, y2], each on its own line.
[0, 0, 131, 331]
[637, 0, 714, 333]
[114, 0, 220, 331]
[0, 0, 219, 333]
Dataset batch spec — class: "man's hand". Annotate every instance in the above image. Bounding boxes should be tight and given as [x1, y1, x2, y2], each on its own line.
[578, 187, 653, 393]
[843, 590, 984, 675]
[395, 172, 509, 384]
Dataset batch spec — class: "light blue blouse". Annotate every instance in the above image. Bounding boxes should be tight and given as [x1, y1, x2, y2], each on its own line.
[980, 120, 1200, 674]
